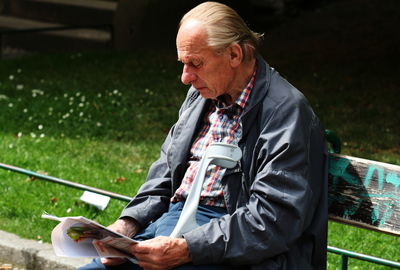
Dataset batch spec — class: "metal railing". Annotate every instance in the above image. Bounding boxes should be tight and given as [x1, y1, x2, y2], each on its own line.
[328, 246, 400, 269]
[0, 162, 131, 201]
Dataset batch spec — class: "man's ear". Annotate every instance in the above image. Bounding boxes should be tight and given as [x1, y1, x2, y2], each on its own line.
[229, 43, 243, 68]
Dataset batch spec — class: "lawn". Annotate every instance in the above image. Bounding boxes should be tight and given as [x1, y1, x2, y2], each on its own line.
[0, 1, 399, 269]
[0, 50, 187, 241]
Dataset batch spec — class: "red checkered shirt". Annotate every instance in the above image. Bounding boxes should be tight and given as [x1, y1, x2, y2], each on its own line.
[172, 71, 256, 207]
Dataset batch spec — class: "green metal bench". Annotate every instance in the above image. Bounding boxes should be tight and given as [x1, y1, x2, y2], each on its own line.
[326, 130, 400, 269]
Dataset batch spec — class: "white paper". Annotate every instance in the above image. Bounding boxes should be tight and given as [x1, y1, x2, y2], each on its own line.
[79, 191, 110, 210]
[42, 213, 137, 262]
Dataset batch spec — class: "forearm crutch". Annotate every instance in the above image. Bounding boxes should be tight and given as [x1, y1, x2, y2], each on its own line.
[170, 142, 242, 238]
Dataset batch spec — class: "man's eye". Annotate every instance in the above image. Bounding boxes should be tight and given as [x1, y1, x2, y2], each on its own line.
[191, 61, 202, 68]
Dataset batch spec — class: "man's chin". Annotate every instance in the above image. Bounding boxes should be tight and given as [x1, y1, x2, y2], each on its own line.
[196, 87, 214, 99]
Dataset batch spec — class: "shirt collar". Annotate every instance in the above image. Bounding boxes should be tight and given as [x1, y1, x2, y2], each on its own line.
[215, 68, 257, 111]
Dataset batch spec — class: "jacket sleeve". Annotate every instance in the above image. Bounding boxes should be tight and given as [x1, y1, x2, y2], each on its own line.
[119, 89, 196, 227]
[183, 93, 326, 265]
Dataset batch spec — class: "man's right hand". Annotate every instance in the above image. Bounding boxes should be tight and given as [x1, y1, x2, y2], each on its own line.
[101, 217, 140, 266]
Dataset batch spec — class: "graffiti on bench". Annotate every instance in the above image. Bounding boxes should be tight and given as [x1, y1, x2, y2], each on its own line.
[328, 154, 400, 234]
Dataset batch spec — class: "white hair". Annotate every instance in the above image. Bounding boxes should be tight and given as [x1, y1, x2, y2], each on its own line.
[180, 1, 263, 61]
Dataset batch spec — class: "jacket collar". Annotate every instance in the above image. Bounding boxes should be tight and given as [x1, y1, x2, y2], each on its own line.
[240, 55, 271, 139]
[167, 92, 209, 176]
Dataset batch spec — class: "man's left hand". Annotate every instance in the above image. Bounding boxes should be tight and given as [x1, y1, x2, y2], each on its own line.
[130, 236, 192, 270]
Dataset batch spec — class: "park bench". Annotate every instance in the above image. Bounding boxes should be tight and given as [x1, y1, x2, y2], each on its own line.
[1, 131, 399, 269]
[325, 130, 400, 269]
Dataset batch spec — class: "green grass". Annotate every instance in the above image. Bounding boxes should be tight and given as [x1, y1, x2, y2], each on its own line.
[1, 27, 399, 270]
[0, 50, 187, 241]
[327, 222, 400, 270]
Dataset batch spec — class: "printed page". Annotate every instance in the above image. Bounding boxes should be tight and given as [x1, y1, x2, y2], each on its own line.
[42, 213, 137, 259]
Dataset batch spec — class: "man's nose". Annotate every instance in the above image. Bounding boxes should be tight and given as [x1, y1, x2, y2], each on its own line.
[181, 65, 196, 85]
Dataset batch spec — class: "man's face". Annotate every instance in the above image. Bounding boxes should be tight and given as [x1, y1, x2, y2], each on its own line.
[176, 20, 234, 100]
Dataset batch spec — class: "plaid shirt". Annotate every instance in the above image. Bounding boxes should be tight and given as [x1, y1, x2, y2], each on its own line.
[172, 71, 256, 207]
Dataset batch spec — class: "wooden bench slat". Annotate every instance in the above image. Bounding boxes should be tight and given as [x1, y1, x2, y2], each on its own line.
[328, 153, 400, 236]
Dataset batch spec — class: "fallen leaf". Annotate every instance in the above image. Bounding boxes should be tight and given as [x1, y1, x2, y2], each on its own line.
[113, 177, 127, 183]
[26, 176, 36, 182]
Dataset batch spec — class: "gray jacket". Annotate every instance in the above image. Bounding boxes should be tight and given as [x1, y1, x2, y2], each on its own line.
[121, 56, 328, 270]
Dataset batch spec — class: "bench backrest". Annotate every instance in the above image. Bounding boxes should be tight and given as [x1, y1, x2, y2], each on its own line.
[328, 153, 400, 236]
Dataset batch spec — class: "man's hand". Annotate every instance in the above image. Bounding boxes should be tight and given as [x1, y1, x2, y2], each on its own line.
[108, 217, 140, 237]
[101, 217, 140, 266]
[131, 236, 191, 270]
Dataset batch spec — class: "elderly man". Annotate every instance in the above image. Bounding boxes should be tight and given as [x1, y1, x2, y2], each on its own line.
[78, 2, 327, 270]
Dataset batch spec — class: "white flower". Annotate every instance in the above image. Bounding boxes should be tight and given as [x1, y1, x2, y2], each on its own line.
[16, 84, 24, 90]
[0, 94, 9, 101]
[30, 132, 36, 138]
[23, 108, 28, 113]
[96, 122, 102, 127]
[32, 89, 44, 95]
[40, 133, 45, 138]
[8, 144, 13, 149]
[38, 125, 43, 130]
[17, 132, 22, 138]
[9, 75, 14, 80]
[8, 103, 13, 107]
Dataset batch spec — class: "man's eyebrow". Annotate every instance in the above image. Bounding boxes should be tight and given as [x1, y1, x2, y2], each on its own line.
[177, 58, 191, 64]
[177, 57, 202, 64]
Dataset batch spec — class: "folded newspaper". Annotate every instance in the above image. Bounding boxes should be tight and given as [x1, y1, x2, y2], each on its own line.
[42, 212, 138, 263]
